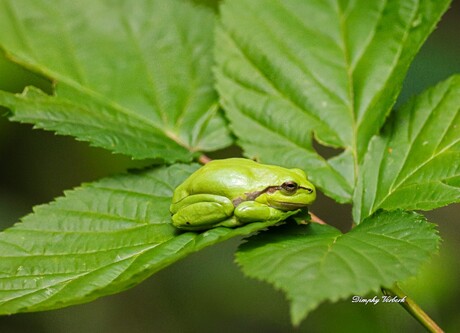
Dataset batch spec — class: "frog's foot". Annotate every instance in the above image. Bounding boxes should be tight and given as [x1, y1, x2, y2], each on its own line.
[172, 215, 242, 231]
[214, 216, 244, 228]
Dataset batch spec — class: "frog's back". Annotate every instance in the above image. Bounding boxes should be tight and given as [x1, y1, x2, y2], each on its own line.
[172, 158, 282, 202]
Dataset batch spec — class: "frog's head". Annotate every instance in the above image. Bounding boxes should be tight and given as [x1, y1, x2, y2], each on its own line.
[255, 168, 316, 210]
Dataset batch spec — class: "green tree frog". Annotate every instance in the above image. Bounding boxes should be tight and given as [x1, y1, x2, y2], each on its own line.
[170, 158, 316, 230]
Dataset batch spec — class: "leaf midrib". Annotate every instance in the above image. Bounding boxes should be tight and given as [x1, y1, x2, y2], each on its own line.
[3, 6, 194, 151]
[0, 235, 193, 308]
[372, 108, 459, 212]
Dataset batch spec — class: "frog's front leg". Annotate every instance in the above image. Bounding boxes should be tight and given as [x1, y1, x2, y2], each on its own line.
[234, 201, 299, 223]
[170, 194, 234, 230]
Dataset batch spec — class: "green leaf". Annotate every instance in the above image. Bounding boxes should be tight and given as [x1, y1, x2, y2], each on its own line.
[0, 164, 285, 314]
[215, 0, 450, 202]
[236, 210, 440, 326]
[353, 75, 460, 222]
[0, 0, 232, 162]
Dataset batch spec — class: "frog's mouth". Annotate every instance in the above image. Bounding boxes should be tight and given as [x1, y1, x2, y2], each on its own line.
[270, 201, 309, 210]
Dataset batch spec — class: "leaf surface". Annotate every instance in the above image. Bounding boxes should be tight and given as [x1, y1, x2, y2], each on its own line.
[0, 164, 284, 314]
[236, 210, 440, 326]
[215, 0, 450, 202]
[353, 75, 460, 221]
[0, 0, 231, 162]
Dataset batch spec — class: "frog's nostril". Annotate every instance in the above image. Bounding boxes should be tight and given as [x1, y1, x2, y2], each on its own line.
[306, 188, 314, 194]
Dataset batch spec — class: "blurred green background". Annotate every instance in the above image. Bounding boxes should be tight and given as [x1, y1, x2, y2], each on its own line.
[1, 1, 459, 332]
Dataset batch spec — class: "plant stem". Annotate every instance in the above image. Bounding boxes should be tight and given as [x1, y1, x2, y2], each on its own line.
[309, 212, 326, 224]
[382, 285, 444, 333]
[198, 154, 212, 165]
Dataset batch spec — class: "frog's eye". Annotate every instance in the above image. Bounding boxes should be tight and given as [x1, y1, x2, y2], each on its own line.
[281, 181, 298, 193]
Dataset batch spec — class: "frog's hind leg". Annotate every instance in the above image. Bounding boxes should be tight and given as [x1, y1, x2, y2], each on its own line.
[171, 194, 234, 230]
